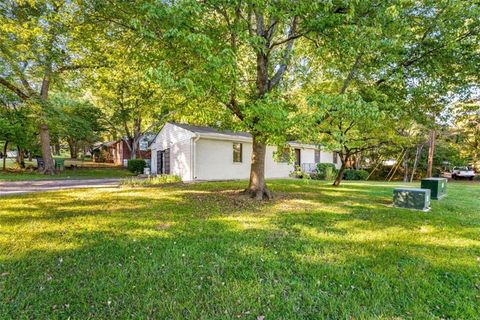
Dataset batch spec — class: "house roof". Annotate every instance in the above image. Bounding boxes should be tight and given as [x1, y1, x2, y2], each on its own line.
[172, 123, 252, 139]
[170, 123, 320, 149]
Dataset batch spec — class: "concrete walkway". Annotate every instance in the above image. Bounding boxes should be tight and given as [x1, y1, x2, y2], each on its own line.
[0, 178, 122, 196]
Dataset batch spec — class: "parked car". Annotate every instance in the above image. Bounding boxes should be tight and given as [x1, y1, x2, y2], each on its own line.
[450, 166, 475, 180]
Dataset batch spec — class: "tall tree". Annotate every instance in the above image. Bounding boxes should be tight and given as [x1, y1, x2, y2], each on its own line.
[48, 95, 103, 159]
[302, 0, 480, 184]
[0, 0, 91, 173]
[135, 0, 329, 199]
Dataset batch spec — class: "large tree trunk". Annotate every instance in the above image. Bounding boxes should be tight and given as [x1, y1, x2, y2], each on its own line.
[333, 160, 347, 187]
[39, 123, 55, 174]
[68, 140, 78, 159]
[244, 40, 272, 199]
[333, 154, 348, 186]
[54, 142, 61, 155]
[16, 145, 25, 169]
[130, 138, 138, 160]
[427, 129, 436, 178]
[2, 141, 8, 171]
[38, 60, 55, 174]
[131, 115, 142, 159]
[245, 135, 272, 200]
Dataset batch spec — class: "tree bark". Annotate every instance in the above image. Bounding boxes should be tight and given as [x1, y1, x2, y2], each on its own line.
[39, 123, 55, 174]
[245, 135, 272, 200]
[54, 142, 61, 155]
[2, 141, 8, 171]
[403, 149, 409, 182]
[333, 158, 347, 186]
[16, 145, 25, 168]
[245, 14, 272, 200]
[410, 143, 424, 182]
[68, 140, 78, 159]
[130, 139, 138, 159]
[427, 129, 436, 178]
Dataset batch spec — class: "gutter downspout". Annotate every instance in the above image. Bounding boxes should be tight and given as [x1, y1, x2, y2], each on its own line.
[192, 134, 200, 181]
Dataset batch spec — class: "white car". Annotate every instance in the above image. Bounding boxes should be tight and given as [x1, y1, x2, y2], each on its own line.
[451, 166, 475, 180]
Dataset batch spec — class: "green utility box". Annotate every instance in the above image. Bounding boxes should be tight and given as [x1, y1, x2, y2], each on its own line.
[54, 159, 65, 172]
[393, 188, 431, 211]
[421, 178, 447, 200]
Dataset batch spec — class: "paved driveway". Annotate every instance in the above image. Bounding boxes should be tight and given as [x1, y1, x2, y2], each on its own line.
[0, 178, 122, 196]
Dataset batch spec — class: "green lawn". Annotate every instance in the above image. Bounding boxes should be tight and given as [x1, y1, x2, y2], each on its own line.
[0, 180, 479, 319]
[0, 167, 134, 181]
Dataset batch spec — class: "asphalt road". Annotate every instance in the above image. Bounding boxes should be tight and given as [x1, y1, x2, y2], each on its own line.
[0, 178, 122, 196]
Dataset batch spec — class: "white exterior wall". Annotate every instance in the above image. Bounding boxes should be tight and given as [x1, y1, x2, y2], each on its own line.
[319, 150, 341, 169]
[300, 148, 315, 164]
[195, 138, 317, 181]
[150, 123, 341, 181]
[150, 123, 195, 181]
[264, 146, 295, 178]
[169, 140, 192, 181]
[195, 138, 252, 180]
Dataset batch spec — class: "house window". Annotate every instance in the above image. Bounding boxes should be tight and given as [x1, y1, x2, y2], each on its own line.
[314, 149, 321, 163]
[333, 151, 338, 164]
[139, 140, 148, 151]
[233, 143, 242, 163]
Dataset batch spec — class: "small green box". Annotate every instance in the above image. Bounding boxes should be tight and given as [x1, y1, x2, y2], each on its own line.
[54, 159, 65, 172]
[421, 178, 447, 200]
[393, 188, 431, 211]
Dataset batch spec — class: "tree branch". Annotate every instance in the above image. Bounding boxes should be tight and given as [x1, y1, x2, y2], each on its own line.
[268, 16, 298, 90]
[0, 77, 29, 101]
[339, 53, 362, 94]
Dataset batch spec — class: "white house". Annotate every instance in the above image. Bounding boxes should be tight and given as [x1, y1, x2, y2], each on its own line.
[149, 123, 340, 181]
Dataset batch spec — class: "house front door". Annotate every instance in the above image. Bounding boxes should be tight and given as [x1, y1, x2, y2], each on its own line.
[156, 149, 171, 174]
[295, 149, 301, 167]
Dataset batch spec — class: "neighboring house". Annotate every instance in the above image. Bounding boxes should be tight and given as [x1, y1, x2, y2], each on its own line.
[93, 134, 154, 166]
[150, 123, 341, 181]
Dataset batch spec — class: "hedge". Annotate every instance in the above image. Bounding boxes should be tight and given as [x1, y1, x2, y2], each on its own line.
[343, 169, 369, 180]
[127, 159, 147, 174]
[312, 163, 338, 180]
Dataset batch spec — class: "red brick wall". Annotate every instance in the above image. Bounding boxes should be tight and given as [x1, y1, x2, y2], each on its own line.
[109, 140, 151, 165]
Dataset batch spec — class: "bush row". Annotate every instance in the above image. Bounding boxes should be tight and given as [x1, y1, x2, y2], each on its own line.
[294, 162, 369, 181]
[343, 169, 369, 180]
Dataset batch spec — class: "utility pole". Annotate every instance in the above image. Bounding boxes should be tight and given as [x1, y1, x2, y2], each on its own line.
[427, 129, 436, 178]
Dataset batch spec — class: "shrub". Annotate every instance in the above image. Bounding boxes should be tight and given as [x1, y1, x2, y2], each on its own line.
[121, 174, 182, 187]
[290, 165, 311, 180]
[343, 169, 369, 180]
[127, 159, 147, 174]
[314, 163, 338, 180]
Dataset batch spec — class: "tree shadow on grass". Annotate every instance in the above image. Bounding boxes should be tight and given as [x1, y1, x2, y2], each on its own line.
[0, 181, 479, 319]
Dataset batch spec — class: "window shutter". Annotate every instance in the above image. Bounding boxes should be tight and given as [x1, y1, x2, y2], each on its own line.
[156, 150, 162, 174]
[314, 149, 320, 163]
[164, 148, 171, 174]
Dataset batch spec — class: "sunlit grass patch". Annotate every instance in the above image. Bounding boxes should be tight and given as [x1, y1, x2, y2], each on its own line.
[0, 180, 479, 318]
[120, 174, 182, 187]
[0, 167, 134, 181]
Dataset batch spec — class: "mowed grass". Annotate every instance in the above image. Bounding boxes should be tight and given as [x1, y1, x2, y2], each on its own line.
[0, 180, 479, 319]
[0, 167, 134, 181]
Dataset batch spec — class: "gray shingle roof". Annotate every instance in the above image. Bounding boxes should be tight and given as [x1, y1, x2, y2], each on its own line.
[173, 123, 252, 139]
